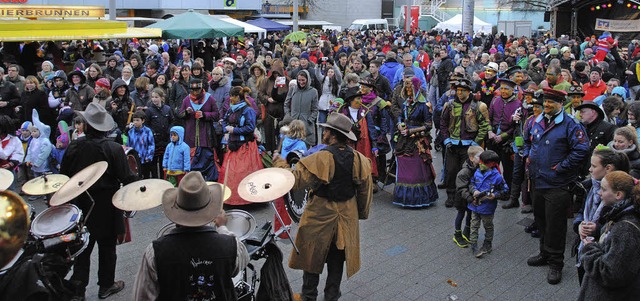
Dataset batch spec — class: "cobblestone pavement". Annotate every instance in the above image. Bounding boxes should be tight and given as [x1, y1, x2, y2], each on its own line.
[27, 149, 581, 301]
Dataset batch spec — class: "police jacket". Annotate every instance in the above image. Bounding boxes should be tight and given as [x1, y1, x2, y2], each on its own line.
[524, 111, 590, 189]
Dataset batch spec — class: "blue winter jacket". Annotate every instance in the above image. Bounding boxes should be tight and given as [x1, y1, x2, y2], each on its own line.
[467, 168, 509, 215]
[127, 125, 155, 162]
[162, 126, 191, 173]
[392, 65, 428, 92]
[524, 112, 590, 189]
[379, 61, 403, 90]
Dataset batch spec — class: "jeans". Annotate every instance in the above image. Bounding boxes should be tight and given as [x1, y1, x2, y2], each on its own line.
[301, 243, 345, 301]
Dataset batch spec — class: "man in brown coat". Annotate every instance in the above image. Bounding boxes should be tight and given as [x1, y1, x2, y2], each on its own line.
[274, 112, 373, 301]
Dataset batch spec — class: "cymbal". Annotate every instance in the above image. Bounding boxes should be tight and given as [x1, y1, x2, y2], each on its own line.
[206, 182, 232, 202]
[49, 161, 108, 206]
[112, 179, 174, 211]
[237, 168, 295, 203]
[21, 174, 69, 196]
[0, 168, 14, 191]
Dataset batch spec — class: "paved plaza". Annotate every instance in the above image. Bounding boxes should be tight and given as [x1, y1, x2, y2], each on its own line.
[29, 150, 581, 301]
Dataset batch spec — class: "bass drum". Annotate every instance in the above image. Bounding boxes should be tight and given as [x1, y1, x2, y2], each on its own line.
[284, 150, 309, 223]
[123, 147, 143, 177]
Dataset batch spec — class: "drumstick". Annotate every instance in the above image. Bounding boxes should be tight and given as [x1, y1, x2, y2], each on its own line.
[221, 152, 231, 203]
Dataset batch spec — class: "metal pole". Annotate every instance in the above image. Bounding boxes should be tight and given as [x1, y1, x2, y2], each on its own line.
[109, 0, 116, 20]
[293, 0, 299, 32]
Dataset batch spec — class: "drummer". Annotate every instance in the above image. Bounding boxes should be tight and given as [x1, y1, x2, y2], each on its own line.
[133, 171, 249, 300]
[60, 103, 139, 300]
[273, 112, 373, 301]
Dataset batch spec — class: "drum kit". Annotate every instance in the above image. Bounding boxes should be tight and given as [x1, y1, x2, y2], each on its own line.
[0, 155, 308, 300]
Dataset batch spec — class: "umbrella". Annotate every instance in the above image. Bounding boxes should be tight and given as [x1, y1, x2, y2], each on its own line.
[146, 9, 243, 39]
[284, 31, 307, 42]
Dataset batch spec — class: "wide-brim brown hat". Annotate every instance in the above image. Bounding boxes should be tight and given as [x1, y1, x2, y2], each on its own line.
[318, 112, 357, 141]
[77, 102, 116, 132]
[162, 172, 222, 227]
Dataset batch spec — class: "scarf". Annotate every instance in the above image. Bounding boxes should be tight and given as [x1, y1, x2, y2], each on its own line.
[361, 91, 377, 104]
[209, 79, 220, 91]
[189, 92, 204, 104]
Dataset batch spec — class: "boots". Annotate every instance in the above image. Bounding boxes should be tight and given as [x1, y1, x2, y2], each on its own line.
[502, 198, 520, 209]
[453, 230, 469, 248]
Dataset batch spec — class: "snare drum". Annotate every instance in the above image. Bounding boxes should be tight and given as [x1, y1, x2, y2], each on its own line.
[156, 210, 256, 241]
[31, 204, 83, 239]
[225, 210, 256, 241]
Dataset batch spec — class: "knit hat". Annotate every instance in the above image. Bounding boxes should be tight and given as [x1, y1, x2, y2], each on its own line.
[20, 121, 32, 131]
[549, 48, 559, 55]
[42, 61, 54, 71]
[96, 78, 111, 90]
[300, 52, 310, 61]
[148, 44, 159, 54]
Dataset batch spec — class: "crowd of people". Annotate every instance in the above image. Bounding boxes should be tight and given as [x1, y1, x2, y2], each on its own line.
[2, 26, 640, 300]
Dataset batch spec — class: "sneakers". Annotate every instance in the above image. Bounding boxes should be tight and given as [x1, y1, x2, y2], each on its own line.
[481, 241, 492, 254]
[502, 199, 519, 209]
[453, 230, 469, 248]
[527, 254, 549, 267]
[547, 268, 562, 285]
[470, 243, 480, 257]
[521, 204, 533, 213]
[98, 281, 124, 299]
[531, 229, 541, 238]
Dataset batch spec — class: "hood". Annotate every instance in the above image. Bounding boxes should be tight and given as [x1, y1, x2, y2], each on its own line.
[107, 55, 118, 64]
[170, 126, 184, 144]
[113, 50, 124, 62]
[31, 109, 51, 139]
[611, 86, 627, 98]
[68, 70, 86, 85]
[53, 70, 67, 82]
[297, 69, 311, 90]
[111, 78, 130, 97]
[249, 62, 267, 77]
[269, 63, 286, 78]
[383, 61, 400, 67]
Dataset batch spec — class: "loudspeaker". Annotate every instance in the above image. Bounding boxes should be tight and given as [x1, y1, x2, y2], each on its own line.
[544, 11, 550, 22]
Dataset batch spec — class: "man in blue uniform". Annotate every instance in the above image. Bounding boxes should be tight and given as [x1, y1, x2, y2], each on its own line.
[523, 88, 590, 285]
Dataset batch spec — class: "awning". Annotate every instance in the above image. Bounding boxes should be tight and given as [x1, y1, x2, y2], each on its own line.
[246, 17, 291, 31]
[209, 15, 267, 38]
[0, 20, 162, 42]
[146, 9, 244, 39]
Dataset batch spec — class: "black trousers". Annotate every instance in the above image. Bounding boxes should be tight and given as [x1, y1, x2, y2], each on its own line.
[70, 234, 117, 292]
[445, 144, 470, 199]
[301, 243, 345, 301]
[531, 184, 572, 270]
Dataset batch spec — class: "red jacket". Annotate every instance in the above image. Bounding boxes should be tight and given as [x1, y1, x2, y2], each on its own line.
[583, 80, 607, 101]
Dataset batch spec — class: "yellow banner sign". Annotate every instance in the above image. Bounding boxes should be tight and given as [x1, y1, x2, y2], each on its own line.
[0, 5, 105, 18]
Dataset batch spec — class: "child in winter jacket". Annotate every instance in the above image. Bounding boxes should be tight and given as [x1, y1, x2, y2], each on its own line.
[162, 126, 190, 186]
[16, 121, 33, 190]
[127, 111, 155, 179]
[277, 119, 308, 160]
[467, 150, 509, 258]
[25, 109, 53, 177]
[50, 121, 70, 174]
[452, 145, 484, 248]
[145, 88, 174, 179]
